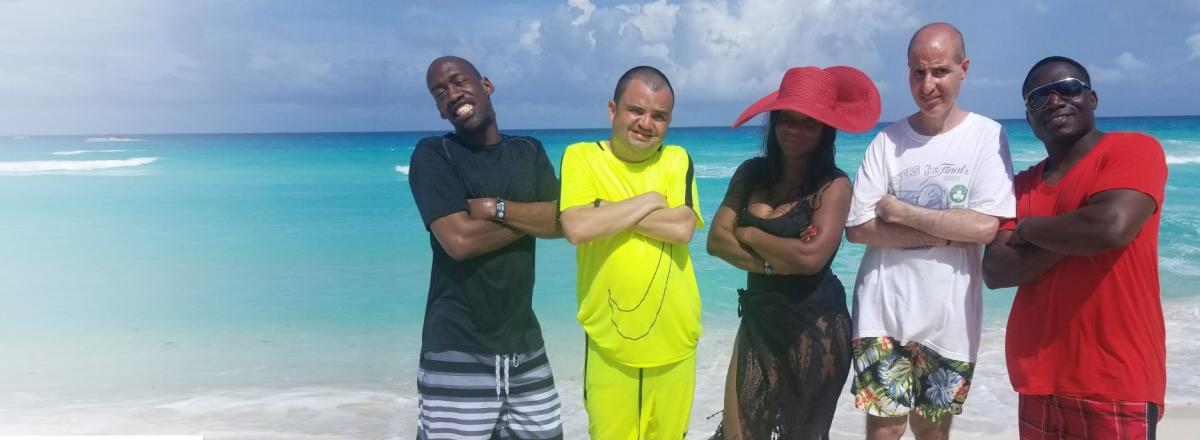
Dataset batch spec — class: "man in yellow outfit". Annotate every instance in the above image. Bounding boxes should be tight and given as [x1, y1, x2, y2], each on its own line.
[559, 65, 703, 439]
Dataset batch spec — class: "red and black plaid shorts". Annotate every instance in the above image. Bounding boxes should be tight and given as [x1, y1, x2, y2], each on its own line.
[1019, 394, 1162, 440]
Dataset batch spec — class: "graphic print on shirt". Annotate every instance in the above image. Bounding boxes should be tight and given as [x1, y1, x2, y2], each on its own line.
[898, 183, 948, 210]
[606, 241, 673, 341]
[948, 184, 968, 204]
[889, 163, 971, 250]
[890, 163, 972, 210]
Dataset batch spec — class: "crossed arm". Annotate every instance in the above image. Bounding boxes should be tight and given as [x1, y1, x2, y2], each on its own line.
[707, 177, 852, 275]
[845, 194, 1000, 248]
[982, 189, 1157, 288]
[560, 192, 697, 245]
[429, 198, 561, 261]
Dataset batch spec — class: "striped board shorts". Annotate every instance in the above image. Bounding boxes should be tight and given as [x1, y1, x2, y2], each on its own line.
[417, 347, 563, 440]
[1019, 394, 1161, 440]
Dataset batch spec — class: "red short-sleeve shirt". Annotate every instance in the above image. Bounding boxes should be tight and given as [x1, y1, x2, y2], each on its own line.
[1001, 132, 1168, 405]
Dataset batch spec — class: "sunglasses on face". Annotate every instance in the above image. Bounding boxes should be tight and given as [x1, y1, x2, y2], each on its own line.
[1024, 77, 1091, 112]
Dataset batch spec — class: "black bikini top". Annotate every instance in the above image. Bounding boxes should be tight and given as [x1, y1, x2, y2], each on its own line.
[736, 168, 838, 293]
[737, 198, 813, 239]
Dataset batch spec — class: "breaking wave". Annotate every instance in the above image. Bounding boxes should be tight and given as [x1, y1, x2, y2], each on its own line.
[0, 157, 159, 174]
[52, 149, 130, 156]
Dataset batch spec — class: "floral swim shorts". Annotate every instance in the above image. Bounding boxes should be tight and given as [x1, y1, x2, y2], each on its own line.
[849, 336, 975, 422]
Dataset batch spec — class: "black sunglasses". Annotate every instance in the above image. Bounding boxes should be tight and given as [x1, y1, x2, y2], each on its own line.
[1024, 77, 1091, 111]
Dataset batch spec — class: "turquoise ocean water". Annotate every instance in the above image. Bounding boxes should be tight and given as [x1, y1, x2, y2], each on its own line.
[2, 116, 1198, 438]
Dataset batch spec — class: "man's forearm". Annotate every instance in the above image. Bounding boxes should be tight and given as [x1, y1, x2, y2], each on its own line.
[631, 205, 696, 244]
[1020, 214, 1119, 256]
[982, 231, 1065, 289]
[467, 198, 561, 239]
[560, 193, 664, 245]
[845, 218, 948, 248]
[499, 201, 561, 238]
[881, 201, 1000, 244]
[1018, 198, 1150, 256]
[430, 212, 526, 261]
[707, 229, 764, 273]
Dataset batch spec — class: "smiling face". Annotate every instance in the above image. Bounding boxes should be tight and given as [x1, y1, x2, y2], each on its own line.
[1023, 61, 1098, 146]
[773, 110, 825, 158]
[907, 37, 968, 121]
[608, 78, 674, 162]
[425, 58, 496, 136]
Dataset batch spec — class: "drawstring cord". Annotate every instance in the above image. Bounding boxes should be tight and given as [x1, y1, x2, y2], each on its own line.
[494, 353, 523, 400]
[494, 353, 523, 427]
[494, 354, 505, 399]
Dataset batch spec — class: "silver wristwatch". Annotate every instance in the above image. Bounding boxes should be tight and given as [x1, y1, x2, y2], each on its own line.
[494, 197, 506, 222]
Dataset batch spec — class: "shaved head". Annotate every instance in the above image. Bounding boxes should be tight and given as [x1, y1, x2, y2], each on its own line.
[612, 65, 674, 107]
[908, 22, 966, 63]
[425, 56, 481, 83]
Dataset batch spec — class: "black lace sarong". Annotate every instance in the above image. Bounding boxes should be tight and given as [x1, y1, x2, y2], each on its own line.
[712, 273, 852, 440]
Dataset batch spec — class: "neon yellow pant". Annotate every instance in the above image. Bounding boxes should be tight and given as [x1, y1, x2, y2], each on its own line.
[583, 339, 696, 440]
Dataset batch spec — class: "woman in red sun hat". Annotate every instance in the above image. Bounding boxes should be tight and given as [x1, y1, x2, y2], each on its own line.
[707, 66, 881, 439]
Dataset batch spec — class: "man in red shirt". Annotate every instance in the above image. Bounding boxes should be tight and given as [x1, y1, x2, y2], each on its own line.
[982, 56, 1167, 439]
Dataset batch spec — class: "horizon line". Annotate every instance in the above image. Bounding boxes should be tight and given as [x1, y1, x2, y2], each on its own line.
[6, 113, 1197, 138]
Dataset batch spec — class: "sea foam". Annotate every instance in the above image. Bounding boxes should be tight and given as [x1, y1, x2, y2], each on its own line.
[695, 163, 738, 179]
[1163, 139, 1199, 148]
[85, 136, 143, 143]
[395, 165, 409, 174]
[1, 386, 409, 439]
[0, 157, 159, 174]
[1166, 155, 1200, 165]
[52, 149, 130, 156]
[1161, 256, 1200, 277]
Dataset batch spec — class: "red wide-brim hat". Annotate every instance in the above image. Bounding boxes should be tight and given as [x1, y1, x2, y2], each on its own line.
[732, 66, 881, 133]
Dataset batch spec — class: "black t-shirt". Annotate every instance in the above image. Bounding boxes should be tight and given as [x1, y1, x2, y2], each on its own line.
[408, 133, 559, 354]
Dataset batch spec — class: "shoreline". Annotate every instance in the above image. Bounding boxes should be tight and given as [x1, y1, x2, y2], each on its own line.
[1, 295, 1197, 438]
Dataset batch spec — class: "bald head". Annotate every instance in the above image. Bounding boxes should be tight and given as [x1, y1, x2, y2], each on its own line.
[908, 23, 966, 63]
[425, 56, 482, 83]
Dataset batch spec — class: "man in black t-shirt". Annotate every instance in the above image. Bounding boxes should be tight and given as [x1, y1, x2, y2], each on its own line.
[408, 56, 563, 440]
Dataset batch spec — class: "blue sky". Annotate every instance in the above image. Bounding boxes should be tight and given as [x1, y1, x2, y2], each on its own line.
[1, 0, 1198, 135]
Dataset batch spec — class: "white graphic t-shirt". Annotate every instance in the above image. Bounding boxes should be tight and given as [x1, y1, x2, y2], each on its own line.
[846, 112, 1015, 362]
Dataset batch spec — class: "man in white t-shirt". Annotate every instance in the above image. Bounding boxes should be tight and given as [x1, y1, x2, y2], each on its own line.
[844, 22, 1015, 440]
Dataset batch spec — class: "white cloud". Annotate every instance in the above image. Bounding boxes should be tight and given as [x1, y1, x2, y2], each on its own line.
[518, 21, 543, 55]
[462, 0, 920, 108]
[0, 1, 194, 103]
[1087, 66, 1124, 83]
[0, 0, 929, 132]
[640, 42, 671, 60]
[1089, 51, 1151, 83]
[568, 0, 596, 26]
[667, 0, 917, 99]
[1114, 51, 1150, 70]
[615, 0, 680, 43]
[1188, 33, 1200, 60]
